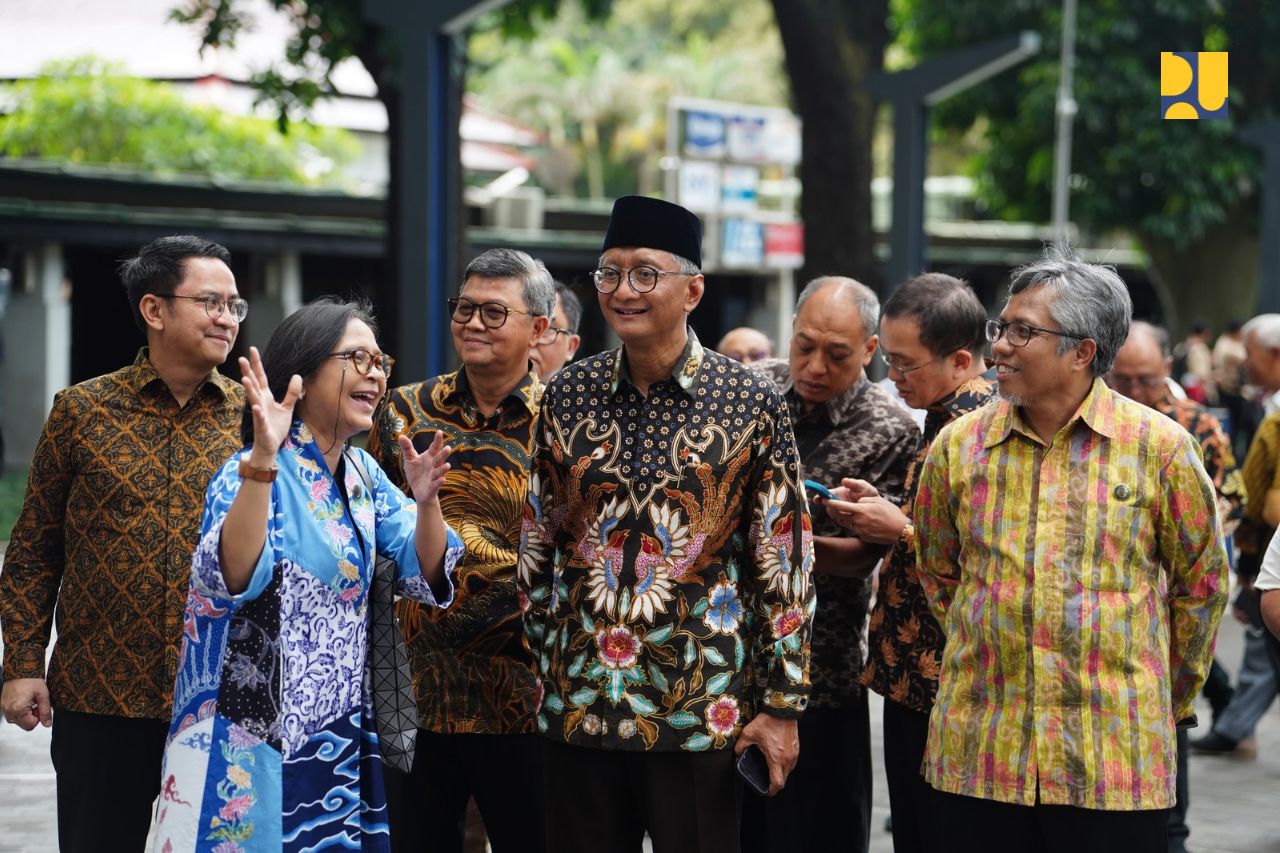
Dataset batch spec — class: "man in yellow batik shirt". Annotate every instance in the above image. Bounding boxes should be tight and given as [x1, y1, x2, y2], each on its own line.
[913, 248, 1228, 853]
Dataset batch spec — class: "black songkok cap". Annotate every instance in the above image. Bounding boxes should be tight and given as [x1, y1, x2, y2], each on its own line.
[601, 195, 702, 269]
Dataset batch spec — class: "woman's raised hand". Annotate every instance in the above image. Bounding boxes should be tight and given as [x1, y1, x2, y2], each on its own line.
[239, 346, 302, 460]
[398, 431, 452, 504]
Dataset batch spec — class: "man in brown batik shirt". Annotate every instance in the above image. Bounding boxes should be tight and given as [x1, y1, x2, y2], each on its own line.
[0, 236, 246, 853]
[823, 273, 993, 853]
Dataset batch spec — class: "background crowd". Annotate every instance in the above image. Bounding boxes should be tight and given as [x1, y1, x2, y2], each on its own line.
[1, 194, 1277, 853]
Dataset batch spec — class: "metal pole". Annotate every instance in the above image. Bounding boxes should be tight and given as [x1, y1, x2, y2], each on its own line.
[1051, 0, 1078, 247]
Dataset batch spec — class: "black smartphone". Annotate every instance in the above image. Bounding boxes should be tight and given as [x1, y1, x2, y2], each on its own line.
[736, 744, 771, 796]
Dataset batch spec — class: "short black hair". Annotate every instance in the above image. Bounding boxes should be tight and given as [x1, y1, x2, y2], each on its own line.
[554, 281, 583, 333]
[240, 296, 377, 445]
[881, 272, 987, 359]
[118, 235, 232, 333]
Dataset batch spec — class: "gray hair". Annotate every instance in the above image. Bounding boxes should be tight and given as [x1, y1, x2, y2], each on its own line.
[1129, 320, 1172, 359]
[554, 281, 583, 333]
[795, 276, 879, 340]
[595, 251, 701, 276]
[1007, 246, 1132, 376]
[463, 248, 556, 317]
[1242, 314, 1280, 350]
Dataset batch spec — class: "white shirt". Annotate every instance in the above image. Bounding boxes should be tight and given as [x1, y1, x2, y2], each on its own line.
[1256, 525, 1280, 590]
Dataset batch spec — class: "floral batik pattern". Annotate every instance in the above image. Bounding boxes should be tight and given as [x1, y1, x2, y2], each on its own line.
[151, 420, 461, 852]
[519, 329, 816, 753]
[860, 375, 994, 713]
[755, 359, 921, 711]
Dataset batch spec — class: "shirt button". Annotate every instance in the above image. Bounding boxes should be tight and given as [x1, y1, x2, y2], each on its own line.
[1113, 484, 1131, 501]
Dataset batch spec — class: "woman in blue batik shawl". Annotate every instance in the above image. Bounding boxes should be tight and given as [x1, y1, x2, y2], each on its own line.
[153, 298, 462, 852]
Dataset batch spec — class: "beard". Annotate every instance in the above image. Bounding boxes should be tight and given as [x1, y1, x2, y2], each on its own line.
[997, 388, 1025, 406]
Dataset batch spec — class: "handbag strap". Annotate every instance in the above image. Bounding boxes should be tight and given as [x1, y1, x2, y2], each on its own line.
[343, 450, 394, 586]
[343, 449, 418, 772]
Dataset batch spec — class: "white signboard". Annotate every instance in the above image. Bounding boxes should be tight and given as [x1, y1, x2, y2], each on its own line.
[720, 165, 759, 214]
[678, 161, 721, 213]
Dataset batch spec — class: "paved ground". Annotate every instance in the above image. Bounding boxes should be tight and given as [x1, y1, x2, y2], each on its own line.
[2, 560, 1278, 851]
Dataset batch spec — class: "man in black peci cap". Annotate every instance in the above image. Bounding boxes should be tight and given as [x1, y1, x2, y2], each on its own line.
[518, 196, 817, 852]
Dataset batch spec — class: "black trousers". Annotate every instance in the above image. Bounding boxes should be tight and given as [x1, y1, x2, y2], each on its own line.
[542, 738, 743, 853]
[881, 699, 941, 853]
[741, 693, 872, 853]
[1167, 728, 1190, 853]
[49, 708, 169, 853]
[386, 730, 545, 853]
[930, 787, 1169, 853]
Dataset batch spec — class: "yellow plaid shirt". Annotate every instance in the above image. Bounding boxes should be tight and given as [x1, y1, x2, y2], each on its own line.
[914, 379, 1227, 809]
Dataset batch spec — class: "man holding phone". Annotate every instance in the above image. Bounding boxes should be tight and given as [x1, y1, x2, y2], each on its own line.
[749, 276, 920, 853]
[822, 272, 993, 853]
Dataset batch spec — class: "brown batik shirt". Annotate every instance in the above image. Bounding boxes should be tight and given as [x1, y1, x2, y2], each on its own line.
[0, 349, 243, 719]
[370, 368, 544, 735]
[1155, 396, 1245, 534]
[860, 375, 994, 712]
[757, 360, 920, 709]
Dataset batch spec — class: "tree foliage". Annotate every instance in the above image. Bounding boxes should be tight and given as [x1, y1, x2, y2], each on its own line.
[894, 0, 1277, 243]
[0, 58, 357, 185]
[467, 0, 788, 198]
[171, 0, 377, 126]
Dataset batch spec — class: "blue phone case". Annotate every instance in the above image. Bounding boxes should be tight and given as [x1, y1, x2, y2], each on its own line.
[803, 479, 834, 500]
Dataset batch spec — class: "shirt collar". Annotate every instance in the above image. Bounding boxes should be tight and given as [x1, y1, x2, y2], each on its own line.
[609, 327, 706, 396]
[781, 369, 868, 427]
[983, 376, 1116, 449]
[1265, 388, 1280, 417]
[928, 372, 991, 417]
[924, 372, 994, 431]
[445, 366, 542, 416]
[125, 347, 237, 400]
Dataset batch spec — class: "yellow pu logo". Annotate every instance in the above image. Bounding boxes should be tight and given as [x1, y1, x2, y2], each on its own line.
[1161, 52, 1228, 120]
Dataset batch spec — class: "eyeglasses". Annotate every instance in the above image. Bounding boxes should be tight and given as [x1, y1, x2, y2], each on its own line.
[1105, 373, 1165, 391]
[329, 348, 394, 379]
[537, 325, 575, 345]
[592, 266, 697, 294]
[162, 293, 249, 322]
[985, 318, 1089, 348]
[448, 296, 536, 330]
[878, 349, 946, 376]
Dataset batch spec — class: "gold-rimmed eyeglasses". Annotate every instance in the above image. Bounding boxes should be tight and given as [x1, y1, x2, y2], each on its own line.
[328, 348, 394, 379]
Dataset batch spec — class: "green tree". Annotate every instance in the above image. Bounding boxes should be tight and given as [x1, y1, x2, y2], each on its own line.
[895, 0, 1280, 331]
[0, 58, 356, 185]
[467, 0, 787, 199]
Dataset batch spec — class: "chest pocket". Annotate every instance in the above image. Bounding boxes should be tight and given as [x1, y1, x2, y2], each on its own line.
[1084, 482, 1154, 593]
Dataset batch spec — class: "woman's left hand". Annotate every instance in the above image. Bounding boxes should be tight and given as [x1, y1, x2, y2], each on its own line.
[399, 431, 452, 504]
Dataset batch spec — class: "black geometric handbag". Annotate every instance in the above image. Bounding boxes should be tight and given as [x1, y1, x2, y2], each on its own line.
[345, 450, 419, 773]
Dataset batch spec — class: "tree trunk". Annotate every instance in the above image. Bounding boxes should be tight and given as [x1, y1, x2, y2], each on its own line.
[1139, 204, 1260, 338]
[770, 0, 888, 292]
[352, 27, 403, 357]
